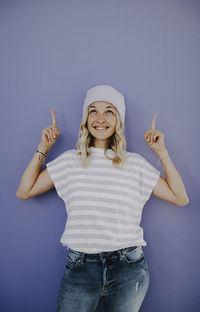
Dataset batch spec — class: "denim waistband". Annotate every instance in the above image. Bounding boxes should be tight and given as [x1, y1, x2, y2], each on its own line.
[68, 245, 140, 260]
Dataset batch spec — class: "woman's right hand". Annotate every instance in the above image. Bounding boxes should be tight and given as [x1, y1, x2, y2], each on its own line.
[39, 109, 61, 150]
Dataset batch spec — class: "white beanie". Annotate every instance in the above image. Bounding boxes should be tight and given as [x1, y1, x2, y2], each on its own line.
[82, 84, 125, 124]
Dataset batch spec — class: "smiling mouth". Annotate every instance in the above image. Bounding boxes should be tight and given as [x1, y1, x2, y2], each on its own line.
[93, 126, 109, 130]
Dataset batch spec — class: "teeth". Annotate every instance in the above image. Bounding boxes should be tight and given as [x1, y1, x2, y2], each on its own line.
[94, 127, 108, 130]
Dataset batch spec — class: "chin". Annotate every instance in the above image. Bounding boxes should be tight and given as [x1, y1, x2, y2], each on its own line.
[91, 132, 113, 140]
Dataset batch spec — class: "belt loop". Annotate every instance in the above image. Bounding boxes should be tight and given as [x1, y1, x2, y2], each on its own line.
[99, 253, 106, 264]
[118, 249, 124, 261]
[80, 252, 85, 265]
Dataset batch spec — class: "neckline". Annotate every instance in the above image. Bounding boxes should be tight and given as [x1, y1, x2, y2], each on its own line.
[90, 146, 113, 153]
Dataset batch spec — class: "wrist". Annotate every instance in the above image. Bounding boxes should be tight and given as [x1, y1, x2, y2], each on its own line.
[37, 143, 50, 154]
[156, 148, 169, 160]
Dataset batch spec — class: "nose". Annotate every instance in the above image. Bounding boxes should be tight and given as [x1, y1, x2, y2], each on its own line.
[95, 112, 107, 121]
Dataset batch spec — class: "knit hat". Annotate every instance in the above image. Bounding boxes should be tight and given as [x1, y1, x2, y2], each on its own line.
[82, 84, 125, 123]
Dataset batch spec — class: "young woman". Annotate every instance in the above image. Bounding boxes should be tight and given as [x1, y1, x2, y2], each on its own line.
[16, 85, 189, 312]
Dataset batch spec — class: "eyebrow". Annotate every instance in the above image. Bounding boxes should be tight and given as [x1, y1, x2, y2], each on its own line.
[89, 105, 115, 110]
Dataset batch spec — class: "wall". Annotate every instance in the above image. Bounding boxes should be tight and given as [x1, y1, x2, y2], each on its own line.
[1, 0, 199, 311]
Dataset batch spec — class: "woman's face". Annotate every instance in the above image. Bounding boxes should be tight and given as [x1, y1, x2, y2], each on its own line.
[87, 101, 117, 148]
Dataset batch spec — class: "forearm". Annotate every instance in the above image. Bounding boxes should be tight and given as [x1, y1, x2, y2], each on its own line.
[16, 144, 50, 198]
[157, 148, 189, 205]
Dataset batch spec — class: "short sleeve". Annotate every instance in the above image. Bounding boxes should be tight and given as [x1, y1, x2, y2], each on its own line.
[138, 154, 160, 202]
[46, 150, 69, 201]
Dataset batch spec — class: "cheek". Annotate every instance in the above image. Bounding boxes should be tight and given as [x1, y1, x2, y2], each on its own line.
[110, 116, 117, 127]
[87, 119, 95, 131]
[87, 117, 92, 125]
[87, 115, 95, 122]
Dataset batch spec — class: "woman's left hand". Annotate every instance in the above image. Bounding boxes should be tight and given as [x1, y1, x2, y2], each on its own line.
[144, 114, 167, 156]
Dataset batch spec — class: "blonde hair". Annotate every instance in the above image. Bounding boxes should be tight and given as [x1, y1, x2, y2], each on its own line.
[75, 106, 128, 169]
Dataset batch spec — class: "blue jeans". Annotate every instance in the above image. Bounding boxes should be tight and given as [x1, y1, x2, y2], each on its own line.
[56, 246, 150, 312]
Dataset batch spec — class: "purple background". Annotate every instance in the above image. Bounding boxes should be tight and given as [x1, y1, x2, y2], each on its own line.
[1, 0, 199, 311]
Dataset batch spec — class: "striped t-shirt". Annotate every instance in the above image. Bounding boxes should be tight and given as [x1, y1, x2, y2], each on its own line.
[46, 146, 160, 254]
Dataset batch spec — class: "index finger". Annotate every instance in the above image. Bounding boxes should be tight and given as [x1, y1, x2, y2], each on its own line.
[51, 109, 57, 128]
[151, 113, 157, 130]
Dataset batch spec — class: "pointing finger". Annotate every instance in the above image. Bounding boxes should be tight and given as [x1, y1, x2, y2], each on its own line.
[151, 113, 157, 130]
[51, 109, 57, 128]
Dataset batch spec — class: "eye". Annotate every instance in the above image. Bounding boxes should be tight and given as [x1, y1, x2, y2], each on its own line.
[89, 109, 96, 114]
[89, 109, 114, 115]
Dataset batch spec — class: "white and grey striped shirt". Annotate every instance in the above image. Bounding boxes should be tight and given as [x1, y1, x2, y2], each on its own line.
[46, 146, 160, 254]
